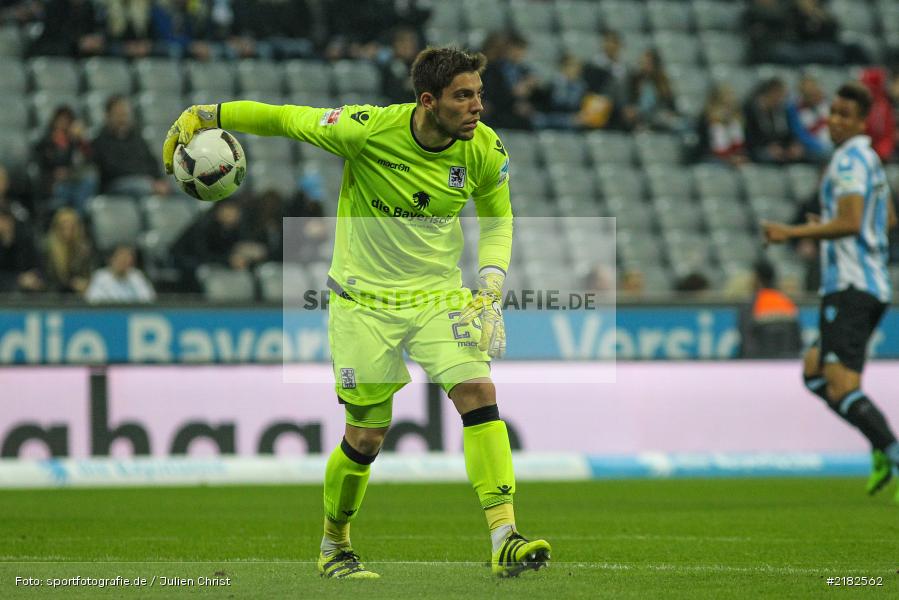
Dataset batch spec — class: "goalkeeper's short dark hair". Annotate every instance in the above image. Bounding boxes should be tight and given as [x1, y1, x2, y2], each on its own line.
[411, 46, 487, 103]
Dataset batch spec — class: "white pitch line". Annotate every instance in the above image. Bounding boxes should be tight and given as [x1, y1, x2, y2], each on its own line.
[0, 560, 885, 576]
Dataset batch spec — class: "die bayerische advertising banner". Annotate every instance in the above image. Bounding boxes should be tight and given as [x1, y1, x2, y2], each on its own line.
[0, 306, 896, 364]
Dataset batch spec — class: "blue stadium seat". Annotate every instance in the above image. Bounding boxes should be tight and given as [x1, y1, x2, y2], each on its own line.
[186, 60, 236, 95]
[740, 164, 789, 201]
[83, 57, 133, 95]
[561, 30, 601, 62]
[134, 58, 183, 94]
[647, 1, 694, 32]
[0, 93, 30, 129]
[785, 164, 822, 201]
[0, 25, 23, 57]
[748, 195, 797, 224]
[645, 165, 695, 198]
[498, 130, 543, 168]
[585, 131, 636, 166]
[653, 196, 704, 232]
[197, 265, 256, 302]
[87, 195, 143, 252]
[29, 57, 80, 94]
[236, 59, 284, 96]
[691, 0, 742, 31]
[693, 164, 742, 199]
[31, 91, 81, 130]
[284, 59, 333, 96]
[554, 0, 603, 32]
[332, 60, 381, 95]
[596, 165, 645, 199]
[538, 131, 589, 166]
[701, 196, 751, 231]
[634, 132, 683, 165]
[509, 0, 557, 33]
[549, 164, 597, 197]
[461, 0, 508, 30]
[137, 91, 186, 129]
[653, 31, 702, 67]
[0, 60, 26, 94]
[600, 1, 647, 32]
[830, 0, 876, 33]
[700, 32, 747, 66]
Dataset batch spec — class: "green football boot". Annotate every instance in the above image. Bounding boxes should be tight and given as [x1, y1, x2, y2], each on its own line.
[317, 548, 380, 579]
[866, 450, 892, 496]
[491, 531, 551, 577]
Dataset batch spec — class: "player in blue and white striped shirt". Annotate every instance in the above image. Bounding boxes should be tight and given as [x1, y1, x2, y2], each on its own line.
[764, 82, 899, 501]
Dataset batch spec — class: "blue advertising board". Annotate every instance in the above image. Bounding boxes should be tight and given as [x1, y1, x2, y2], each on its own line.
[0, 306, 896, 364]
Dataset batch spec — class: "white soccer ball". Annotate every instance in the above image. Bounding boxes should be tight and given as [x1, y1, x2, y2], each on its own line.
[173, 128, 247, 202]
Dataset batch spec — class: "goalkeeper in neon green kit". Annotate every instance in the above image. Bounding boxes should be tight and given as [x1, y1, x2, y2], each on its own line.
[162, 47, 550, 579]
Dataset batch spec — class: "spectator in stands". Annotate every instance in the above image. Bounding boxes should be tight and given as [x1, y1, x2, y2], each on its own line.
[583, 30, 629, 130]
[104, 0, 154, 59]
[379, 26, 420, 105]
[744, 78, 805, 164]
[150, 0, 217, 60]
[35, 105, 95, 217]
[43, 207, 93, 294]
[244, 189, 288, 263]
[30, 0, 105, 57]
[0, 1, 41, 26]
[786, 74, 832, 163]
[623, 48, 682, 132]
[323, 0, 403, 60]
[697, 84, 748, 166]
[230, 0, 313, 60]
[170, 198, 260, 290]
[0, 208, 44, 293]
[0, 165, 30, 223]
[860, 68, 896, 162]
[618, 270, 645, 298]
[481, 31, 541, 130]
[534, 54, 594, 130]
[743, 0, 801, 65]
[674, 271, 710, 296]
[92, 95, 169, 197]
[738, 260, 801, 358]
[85, 244, 155, 303]
[792, 0, 868, 65]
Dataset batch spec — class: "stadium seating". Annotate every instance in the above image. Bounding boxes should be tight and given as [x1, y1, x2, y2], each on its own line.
[87, 195, 143, 252]
[197, 265, 256, 302]
[2, 0, 898, 301]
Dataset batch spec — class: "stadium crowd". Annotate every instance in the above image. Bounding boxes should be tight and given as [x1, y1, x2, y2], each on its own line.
[0, 0, 898, 302]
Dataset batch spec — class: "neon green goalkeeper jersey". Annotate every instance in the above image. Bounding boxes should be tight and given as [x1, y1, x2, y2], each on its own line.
[220, 101, 513, 301]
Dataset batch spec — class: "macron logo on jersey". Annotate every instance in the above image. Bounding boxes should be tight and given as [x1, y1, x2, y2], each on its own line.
[377, 158, 411, 172]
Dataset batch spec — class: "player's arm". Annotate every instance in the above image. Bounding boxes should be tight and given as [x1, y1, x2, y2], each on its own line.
[763, 194, 863, 243]
[162, 102, 369, 173]
[888, 195, 897, 230]
[458, 144, 513, 358]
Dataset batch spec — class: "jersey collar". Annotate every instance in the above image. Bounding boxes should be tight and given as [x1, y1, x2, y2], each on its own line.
[837, 134, 871, 153]
[409, 106, 457, 154]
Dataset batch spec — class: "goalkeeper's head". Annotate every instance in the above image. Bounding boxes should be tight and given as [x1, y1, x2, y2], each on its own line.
[411, 46, 487, 141]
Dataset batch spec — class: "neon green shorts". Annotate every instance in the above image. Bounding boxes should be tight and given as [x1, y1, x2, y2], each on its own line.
[329, 291, 491, 428]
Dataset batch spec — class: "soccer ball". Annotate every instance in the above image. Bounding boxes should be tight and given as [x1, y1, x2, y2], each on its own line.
[173, 128, 247, 202]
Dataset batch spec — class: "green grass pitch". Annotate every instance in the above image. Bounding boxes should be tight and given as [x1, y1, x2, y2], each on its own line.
[1, 478, 897, 598]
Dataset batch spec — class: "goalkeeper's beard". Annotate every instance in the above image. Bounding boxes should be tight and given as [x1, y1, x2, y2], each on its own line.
[428, 108, 472, 142]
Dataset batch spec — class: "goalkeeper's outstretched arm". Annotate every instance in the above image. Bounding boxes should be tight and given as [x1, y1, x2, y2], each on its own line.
[162, 101, 369, 174]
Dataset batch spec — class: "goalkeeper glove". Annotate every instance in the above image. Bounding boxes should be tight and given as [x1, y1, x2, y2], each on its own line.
[162, 104, 219, 174]
[458, 268, 506, 359]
